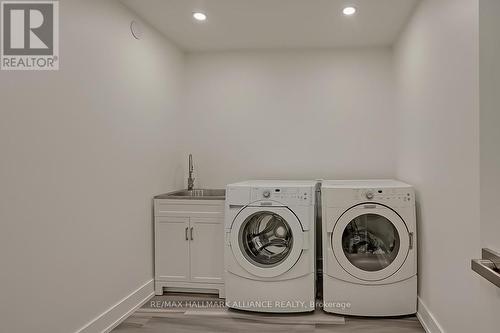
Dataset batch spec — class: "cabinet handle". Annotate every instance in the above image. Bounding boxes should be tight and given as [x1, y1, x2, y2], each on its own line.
[190, 227, 194, 240]
[185, 227, 188, 241]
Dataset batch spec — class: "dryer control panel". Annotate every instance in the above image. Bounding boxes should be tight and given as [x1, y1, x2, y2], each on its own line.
[359, 187, 414, 207]
[324, 187, 415, 208]
[250, 187, 314, 206]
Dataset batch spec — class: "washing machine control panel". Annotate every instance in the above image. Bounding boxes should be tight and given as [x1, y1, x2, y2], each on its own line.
[359, 188, 414, 205]
[251, 187, 313, 205]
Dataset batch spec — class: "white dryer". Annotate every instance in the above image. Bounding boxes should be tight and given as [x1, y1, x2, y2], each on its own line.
[321, 180, 417, 316]
[225, 180, 317, 313]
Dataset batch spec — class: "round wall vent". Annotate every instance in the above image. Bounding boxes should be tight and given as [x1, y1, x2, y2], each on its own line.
[130, 21, 142, 40]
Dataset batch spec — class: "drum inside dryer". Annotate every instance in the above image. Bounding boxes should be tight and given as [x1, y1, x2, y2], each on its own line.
[341, 213, 400, 272]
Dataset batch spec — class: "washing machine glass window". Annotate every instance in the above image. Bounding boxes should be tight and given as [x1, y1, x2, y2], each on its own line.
[332, 205, 410, 281]
[342, 214, 400, 272]
[239, 211, 294, 268]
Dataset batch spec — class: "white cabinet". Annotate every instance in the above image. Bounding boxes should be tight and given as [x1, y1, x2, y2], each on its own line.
[154, 198, 225, 297]
[155, 217, 190, 281]
[190, 217, 225, 284]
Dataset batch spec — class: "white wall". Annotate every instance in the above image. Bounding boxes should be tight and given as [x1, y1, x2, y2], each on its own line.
[182, 49, 396, 188]
[480, 0, 500, 258]
[478, 0, 500, 329]
[395, 0, 485, 332]
[0, 1, 184, 332]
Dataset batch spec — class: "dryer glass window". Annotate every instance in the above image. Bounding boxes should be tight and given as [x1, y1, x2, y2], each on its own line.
[239, 211, 294, 268]
[341, 214, 400, 272]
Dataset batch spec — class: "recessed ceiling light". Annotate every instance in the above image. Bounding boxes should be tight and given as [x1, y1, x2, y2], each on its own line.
[193, 12, 207, 21]
[342, 6, 357, 16]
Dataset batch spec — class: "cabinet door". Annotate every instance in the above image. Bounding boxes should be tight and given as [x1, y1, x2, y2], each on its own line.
[189, 217, 224, 283]
[155, 216, 190, 281]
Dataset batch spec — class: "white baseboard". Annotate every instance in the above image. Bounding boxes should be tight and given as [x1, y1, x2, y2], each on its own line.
[417, 297, 444, 333]
[76, 279, 154, 333]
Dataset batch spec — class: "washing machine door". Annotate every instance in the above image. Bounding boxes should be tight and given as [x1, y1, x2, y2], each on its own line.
[230, 206, 305, 278]
[331, 203, 410, 281]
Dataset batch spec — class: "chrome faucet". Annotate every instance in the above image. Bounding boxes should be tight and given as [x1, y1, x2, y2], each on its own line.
[187, 154, 195, 190]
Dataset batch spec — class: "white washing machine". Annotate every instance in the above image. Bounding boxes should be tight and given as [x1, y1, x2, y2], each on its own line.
[321, 180, 417, 316]
[225, 180, 317, 313]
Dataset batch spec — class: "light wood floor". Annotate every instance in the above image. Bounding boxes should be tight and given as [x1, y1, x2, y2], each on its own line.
[112, 294, 425, 333]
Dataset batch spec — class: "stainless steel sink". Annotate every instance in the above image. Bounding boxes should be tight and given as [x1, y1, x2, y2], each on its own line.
[155, 189, 226, 200]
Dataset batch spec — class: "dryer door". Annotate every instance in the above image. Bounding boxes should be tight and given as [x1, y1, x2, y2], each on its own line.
[230, 206, 305, 278]
[331, 204, 410, 281]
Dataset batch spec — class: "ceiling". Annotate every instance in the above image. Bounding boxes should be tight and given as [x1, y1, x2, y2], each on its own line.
[121, 0, 419, 52]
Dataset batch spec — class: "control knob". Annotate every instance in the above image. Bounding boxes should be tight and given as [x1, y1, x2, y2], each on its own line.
[263, 190, 271, 198]
[365, 191, 374, 200]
